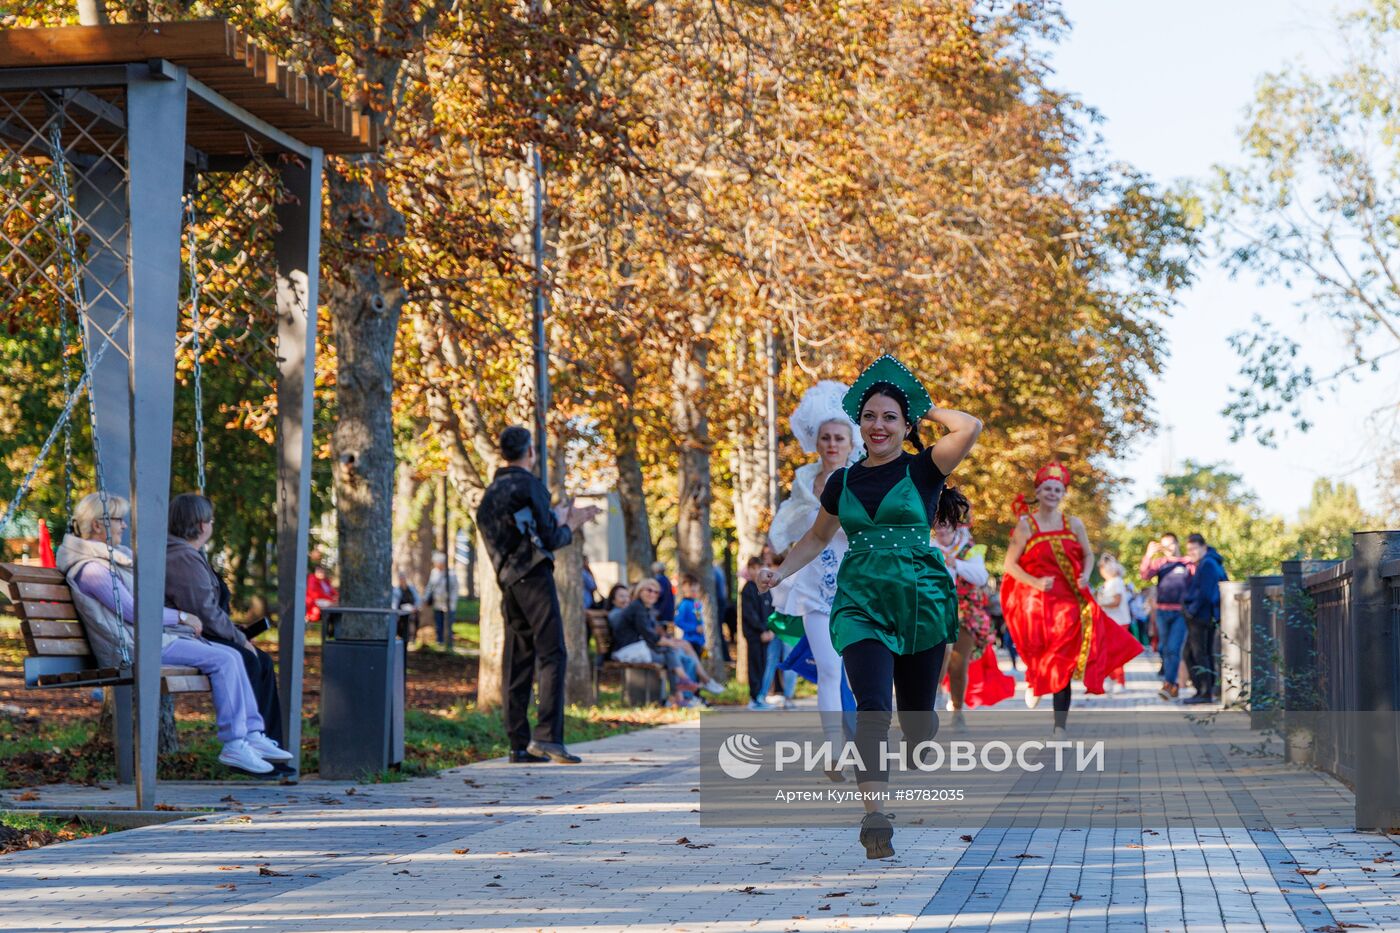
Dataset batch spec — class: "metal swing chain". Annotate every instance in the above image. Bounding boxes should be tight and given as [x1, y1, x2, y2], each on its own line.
[47, 116, 130, 671]
[183, 197, 206, 495]
[0, 122, 110, 536]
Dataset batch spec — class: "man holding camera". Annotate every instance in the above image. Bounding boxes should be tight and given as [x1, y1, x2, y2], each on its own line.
[476, 426, 600, 763]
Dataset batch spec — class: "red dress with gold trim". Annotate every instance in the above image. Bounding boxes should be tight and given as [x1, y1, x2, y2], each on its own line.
[1000, 515, 1142, 696]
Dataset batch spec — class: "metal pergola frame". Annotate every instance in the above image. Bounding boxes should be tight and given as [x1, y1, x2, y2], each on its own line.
[0, 22, 365, 807]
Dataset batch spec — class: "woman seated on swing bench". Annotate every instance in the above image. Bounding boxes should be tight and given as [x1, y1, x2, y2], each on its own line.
[56, 492, 293, 775]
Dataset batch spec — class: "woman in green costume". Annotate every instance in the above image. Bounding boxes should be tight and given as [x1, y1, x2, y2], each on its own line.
[758, 355, 982, 860]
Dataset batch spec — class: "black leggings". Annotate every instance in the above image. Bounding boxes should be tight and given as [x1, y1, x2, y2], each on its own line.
[842, 639, 948, 784]
[1053, 685, 1071, 729]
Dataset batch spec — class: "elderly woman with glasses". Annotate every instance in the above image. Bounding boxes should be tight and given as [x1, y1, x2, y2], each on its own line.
[611, 578, 723, 706]
[57, 492, 291, 774]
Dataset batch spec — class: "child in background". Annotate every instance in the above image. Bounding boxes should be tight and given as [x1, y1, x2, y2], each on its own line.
[674, 574, 706, 654]
[1097, 553, 1133, 693]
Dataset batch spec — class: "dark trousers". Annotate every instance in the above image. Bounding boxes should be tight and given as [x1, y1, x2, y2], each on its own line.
[502, 563, 567, 750]
[1183, 616, 1216, 698]
[746, 635, 769, 702]
[842, 639, 947, 784]
[433, 609, 450, 644]
[205, 633, 282, 744]
[1052, 685, 1072, 729]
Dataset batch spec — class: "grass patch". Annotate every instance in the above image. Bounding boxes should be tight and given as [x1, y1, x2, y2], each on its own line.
[3, 696, 691, 787]
[384, 699, 692, 778]
[0, 810, 122, 855]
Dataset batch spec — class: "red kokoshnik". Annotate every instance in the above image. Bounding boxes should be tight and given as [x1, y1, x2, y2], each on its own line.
[1013, 462, 1072, 517]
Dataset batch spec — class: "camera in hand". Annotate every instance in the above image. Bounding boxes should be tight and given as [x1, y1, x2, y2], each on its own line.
[240, 617, 272, 640]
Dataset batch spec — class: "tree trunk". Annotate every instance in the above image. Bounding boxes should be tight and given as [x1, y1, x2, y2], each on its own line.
[732, 415, 772, 567]
[475, 525, 505, 710]
[549, 430, 593, 705]
[672, 334, 724, 675]
[98, 690, 178, 755]
[325, 168, 406, 612]
[76, 0, 108, 26]
[609, 354, 655, 582]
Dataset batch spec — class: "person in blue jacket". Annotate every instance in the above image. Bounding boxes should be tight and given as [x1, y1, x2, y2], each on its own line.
[1181, 533, 1228, 705]
[674, 573, 706, 653]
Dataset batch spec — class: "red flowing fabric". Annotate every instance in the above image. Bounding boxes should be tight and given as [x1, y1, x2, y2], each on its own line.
[944, 648, 1016, 707]
[1001, 517, 1142, 696]
[37, 520, 55, 568]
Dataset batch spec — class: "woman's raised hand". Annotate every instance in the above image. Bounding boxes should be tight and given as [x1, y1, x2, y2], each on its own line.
[756, 567, 781, 593]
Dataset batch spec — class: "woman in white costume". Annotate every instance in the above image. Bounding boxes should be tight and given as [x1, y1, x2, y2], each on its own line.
[768, 381, 862, 739]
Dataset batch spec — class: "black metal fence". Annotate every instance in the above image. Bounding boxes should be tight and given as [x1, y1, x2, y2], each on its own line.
[1234, 531, 1400, 830]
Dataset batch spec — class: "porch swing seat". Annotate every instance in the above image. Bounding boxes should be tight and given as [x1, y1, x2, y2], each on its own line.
[1, 563, 210, 693]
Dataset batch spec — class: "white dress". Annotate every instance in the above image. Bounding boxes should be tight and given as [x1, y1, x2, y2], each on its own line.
[768, 462, 847, 617]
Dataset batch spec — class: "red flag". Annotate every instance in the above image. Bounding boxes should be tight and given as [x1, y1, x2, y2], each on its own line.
[38, 519, 55, 568]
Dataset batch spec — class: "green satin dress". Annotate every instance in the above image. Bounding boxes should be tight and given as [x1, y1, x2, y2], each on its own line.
[827, 462, 959, 655]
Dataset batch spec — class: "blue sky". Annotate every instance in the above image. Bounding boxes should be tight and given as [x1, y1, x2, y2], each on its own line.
[1051, 0, 1393, 520]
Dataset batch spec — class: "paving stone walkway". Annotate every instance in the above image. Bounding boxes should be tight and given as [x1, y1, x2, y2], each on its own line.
[2, 657, 1398, 932]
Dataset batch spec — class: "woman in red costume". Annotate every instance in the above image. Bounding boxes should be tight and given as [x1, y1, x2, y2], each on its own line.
[937, 516, 1015, 727]
[1001, 462, 1142, 736]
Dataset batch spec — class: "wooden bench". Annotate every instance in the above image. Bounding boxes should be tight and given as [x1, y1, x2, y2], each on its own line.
[0, 563, 211, 694]
[586, 608, 664, 706]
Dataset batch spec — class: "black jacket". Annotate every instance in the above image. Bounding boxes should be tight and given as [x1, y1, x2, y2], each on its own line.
[475, 466, 573, 589]
[740, 580, 772, 642]
[612, 599, 660, 654]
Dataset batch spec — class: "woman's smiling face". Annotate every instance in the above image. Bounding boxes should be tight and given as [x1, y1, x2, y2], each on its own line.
[860, 393, 907, 459]
[1036, 479, 1066, 510]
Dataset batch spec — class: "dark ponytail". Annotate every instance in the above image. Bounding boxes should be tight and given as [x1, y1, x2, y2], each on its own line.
[934, 485, 970, 528]
[906, 421, 924, 452]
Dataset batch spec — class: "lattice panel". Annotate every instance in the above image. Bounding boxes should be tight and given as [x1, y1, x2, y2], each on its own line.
[0, 88, 131, 351]
[181, 161, 282, 398]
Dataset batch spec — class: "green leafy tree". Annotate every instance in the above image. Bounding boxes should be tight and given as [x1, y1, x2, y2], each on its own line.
[1295, 477, 1372, 560]
[1209, 0, 1400, 489]
[1108, 461, 1298, 579]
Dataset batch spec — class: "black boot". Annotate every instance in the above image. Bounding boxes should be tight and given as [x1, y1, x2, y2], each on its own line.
[859, 811, 895, 860]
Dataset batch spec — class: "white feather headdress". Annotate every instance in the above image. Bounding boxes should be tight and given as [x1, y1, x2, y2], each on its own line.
[790, 380, 863, 461]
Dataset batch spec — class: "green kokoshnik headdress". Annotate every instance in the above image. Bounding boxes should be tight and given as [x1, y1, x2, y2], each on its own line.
[842, 354, 933, 424]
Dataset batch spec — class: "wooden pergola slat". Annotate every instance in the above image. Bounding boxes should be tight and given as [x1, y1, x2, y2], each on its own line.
[0, 21, 376, 155]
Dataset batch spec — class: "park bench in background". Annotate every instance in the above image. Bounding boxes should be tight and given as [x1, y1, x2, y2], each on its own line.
[2, 562, 211, 694]
[585, 608, 664, 706]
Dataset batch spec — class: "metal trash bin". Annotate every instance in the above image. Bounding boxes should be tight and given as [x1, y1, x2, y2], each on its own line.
[319, 608, 410, 780]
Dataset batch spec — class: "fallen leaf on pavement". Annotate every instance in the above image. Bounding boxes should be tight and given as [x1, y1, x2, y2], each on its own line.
[453, 849, 469, 855]
[258, 867, 286, 877]
[1012, 853, 1042, 859]
[1069, 893, 1082, 902]
[1297, 868, 1320, 876]
[216, 883, 236, 891]
[960, 835, 973, 842]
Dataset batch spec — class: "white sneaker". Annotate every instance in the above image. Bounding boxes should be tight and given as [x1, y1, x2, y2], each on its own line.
[1024, 684, 1041, 709]
[944, 695, 954, 712]
[704, 679, 725, 694]
[245, 731, 294, 762]
[219, 738, 274, 774]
